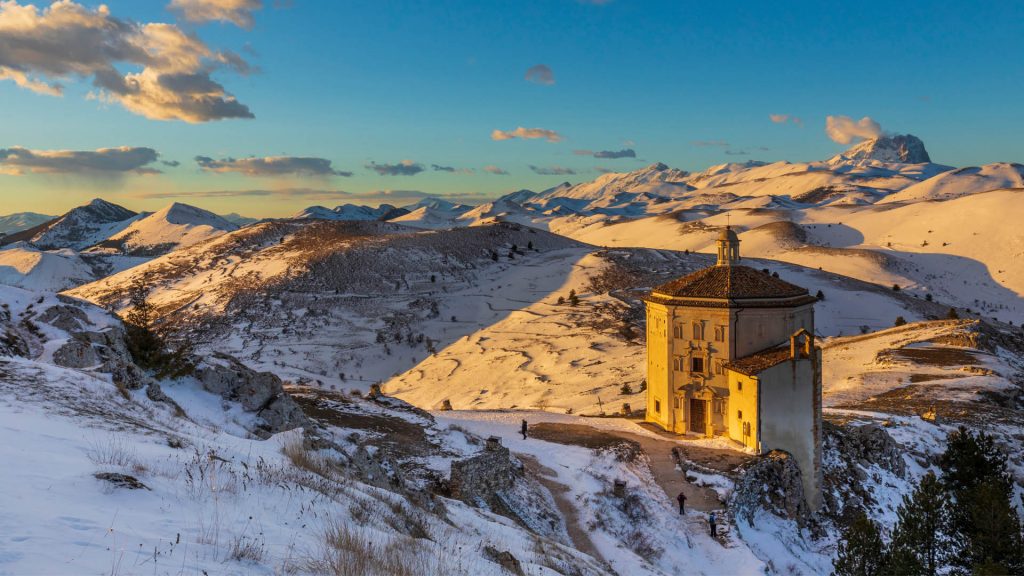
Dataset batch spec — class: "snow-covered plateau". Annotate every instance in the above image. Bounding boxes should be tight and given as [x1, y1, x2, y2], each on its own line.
[2, 135, 1023, 575]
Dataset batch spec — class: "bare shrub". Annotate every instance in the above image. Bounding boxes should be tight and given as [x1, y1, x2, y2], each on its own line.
[86, 434, 138, 469]
[281, 438, 348, 483]
[227, 530, 266, 563]
[307, 517, 431, 576]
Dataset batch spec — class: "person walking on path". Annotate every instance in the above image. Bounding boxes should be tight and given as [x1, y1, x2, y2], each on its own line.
[676, 491, 687, 515]
[709, 512, 717, 538]
[520, 419, 528, 440]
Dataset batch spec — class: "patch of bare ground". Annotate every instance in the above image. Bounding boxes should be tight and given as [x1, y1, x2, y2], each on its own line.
[834, 384, 1023, 427]
[529, 422, 642, 460]
[884, 346, 980, 367]
[291, 391, 434, 458]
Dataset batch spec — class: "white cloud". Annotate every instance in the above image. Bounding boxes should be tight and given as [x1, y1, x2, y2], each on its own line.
[491, 127, 563, 143]
[0, 1, 253, 122]
[483, 165, 509, 175]
[825, 115, 882, 144]
[168, 0, 262, 29]
[524, 64, 554, 85]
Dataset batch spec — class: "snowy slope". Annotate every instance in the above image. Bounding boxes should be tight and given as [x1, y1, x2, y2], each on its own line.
[0, 245, 96, 291]
[879, 162, 1024, 204]
[91, 202, 238, 256]
[0, 211, 53, 235]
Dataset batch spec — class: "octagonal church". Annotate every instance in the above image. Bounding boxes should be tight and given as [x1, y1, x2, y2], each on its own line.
[643, 227, 822, 508]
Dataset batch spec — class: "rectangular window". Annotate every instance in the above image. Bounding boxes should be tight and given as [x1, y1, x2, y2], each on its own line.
[655, 400, 661, 414]
[714, 325, 726, 342]
[673, 356, 685, 372]
[691, 357, 704, 373]
[714, 361, 723, 375]
[737, 380, 743, 391]
[674, 397, 680, 409]
[737, 410, 743, 420]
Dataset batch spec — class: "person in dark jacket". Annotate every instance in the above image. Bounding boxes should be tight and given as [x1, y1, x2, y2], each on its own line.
[520, 419, 528, 440]
[709, 512, 717, 538]
[676, 491, 687, 515]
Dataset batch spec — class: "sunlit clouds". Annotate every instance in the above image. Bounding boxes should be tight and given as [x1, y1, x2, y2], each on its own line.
[529, 165, 575, 175]
[367, 160, 425, 176]
[769, 114, 803, 126]
[491, 127, 563, 143]
[524, 64, 555, 85]
[168, 0, 262, 29]
[825, 115, 883, 144]
[0, 1, 253, 122]
[195, 155, 352, 177]
[0, 146, 161, 175]
[483, 165, 509, 175]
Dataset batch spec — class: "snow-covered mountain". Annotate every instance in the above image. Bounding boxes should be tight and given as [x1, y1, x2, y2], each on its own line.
[0, 212, 54, 236]
[89, 202, 238, 256]
[0, 198, 139, 251]
[294, 203, 410, 221]
[827, 134, 931, 165]
[219, 212, 259, 226]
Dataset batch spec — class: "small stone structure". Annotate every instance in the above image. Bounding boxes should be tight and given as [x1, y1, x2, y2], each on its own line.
[450, 436, 516, 503]
[613, 479, 627, 497]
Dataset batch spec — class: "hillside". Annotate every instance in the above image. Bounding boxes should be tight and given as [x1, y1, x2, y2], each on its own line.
[0, 198, 139, 251]
[0, 211, 53, 236]
[89, 202, 238, 256]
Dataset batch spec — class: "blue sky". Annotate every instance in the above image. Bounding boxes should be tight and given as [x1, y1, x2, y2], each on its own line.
[0, 0, 1022, 217]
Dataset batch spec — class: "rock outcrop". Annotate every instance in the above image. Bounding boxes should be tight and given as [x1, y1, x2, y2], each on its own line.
[197, 353, 309, 436]
[734, 450, 811, 527]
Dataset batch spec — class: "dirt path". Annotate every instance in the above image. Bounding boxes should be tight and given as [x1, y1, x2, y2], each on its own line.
[529, 422, 753, 513]
[517, 453, 606, 565]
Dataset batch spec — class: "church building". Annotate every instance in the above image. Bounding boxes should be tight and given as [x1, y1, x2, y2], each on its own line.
[643, 227, 823, 508]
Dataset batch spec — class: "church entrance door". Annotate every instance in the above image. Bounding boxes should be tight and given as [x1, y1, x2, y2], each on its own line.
[689, 399, 706, 434]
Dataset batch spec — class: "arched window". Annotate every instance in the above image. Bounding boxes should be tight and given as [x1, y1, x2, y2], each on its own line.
[692, 321, 704, 340]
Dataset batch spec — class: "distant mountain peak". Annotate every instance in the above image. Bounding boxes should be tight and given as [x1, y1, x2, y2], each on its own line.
[831, 134, 931, 165]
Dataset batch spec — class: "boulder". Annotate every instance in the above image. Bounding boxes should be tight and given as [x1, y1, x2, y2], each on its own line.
[52, 338, 101, 369]
[734, 450, 810, 527]
[197, 353, 309, 434]
[38, 305, 89, 332]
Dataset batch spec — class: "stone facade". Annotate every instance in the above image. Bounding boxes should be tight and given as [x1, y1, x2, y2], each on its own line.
[449, 436, 516, 504]
[644, 227, 823, 509]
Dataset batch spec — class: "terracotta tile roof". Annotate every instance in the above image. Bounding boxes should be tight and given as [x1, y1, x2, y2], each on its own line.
[651, 264, 809, 300]
[725, 344, 819, 376]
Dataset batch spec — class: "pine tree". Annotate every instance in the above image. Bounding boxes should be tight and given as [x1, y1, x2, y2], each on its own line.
[122, 277, 193, 378]
[124, 278, 165, 369]
[963, 479, 1024, 575]
[833, 510, 887, 576]
[939, 427, 1023, 575]
[895, 316, 907, 327]
[888, 472, 947, 576]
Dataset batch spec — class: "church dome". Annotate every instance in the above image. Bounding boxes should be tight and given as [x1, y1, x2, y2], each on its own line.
[719, 226, 740, 243]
